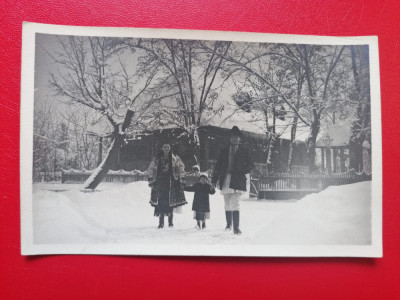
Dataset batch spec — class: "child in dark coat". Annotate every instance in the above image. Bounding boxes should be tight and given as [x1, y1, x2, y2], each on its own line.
[184, 173, 215, 229]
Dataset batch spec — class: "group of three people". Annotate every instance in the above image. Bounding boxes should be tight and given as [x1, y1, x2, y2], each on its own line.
[147, 126, 254, 234]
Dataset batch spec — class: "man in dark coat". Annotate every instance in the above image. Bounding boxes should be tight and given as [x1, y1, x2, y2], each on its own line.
[212, 126, 254, 235]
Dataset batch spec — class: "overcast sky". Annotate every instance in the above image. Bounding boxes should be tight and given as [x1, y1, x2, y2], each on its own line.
[33, 33, 334, 140]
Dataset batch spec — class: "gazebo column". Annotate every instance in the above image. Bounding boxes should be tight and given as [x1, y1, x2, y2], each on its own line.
[326, 148, 332, 174]
[340, 148, 346, 172]
[321, 148, 325, 172]
[333, 148, 338, 173]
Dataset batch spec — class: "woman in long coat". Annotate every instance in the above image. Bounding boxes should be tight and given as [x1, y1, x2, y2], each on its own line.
[147, 142, 187, 228]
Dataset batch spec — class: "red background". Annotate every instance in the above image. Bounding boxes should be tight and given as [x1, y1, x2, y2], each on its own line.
[1, 1, 399, 299]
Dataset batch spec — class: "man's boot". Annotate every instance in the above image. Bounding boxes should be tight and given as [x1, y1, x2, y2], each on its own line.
[158, 214, 164, 229]
[225, 211, 232, 231]
[202, 221, 206, 229]
[233, 211, 242, 235]
[168, 213, 174, 227]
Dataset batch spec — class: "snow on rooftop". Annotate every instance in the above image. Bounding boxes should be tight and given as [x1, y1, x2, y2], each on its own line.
[208, 107, 309, 141]
[316, 124, 352, 148]
[84, 96, 311, 141]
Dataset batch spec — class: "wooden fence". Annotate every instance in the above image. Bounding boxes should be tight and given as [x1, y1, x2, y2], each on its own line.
[60, 169, 370, 199]
[33, 171, 62, 182]
[61, 170, 148, 184]
[254, 170, 371, 200]
[61, 169, 212, 186]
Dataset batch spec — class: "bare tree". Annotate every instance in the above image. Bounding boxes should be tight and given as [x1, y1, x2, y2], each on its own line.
[218, 42, 349, 171]
[48, 36, 159, 189]
[59, 104, 104, 170]
[33, 100, 55, 180]
[349, 45, 371, 171]
[33, 100, 69, 181]
[122, 38, 231, 169]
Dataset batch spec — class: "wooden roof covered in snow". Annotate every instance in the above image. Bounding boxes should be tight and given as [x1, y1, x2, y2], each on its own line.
[200, 125, 272, 142]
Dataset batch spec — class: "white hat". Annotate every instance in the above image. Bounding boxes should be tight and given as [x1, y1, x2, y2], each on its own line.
[199, 172, 208, 179]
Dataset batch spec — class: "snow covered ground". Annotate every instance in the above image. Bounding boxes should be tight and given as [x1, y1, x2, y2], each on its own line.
[32, 181, 371, 246]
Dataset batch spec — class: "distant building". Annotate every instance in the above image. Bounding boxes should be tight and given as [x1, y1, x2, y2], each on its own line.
[109, 125, 308, 175]
[316, 125, 351, 173]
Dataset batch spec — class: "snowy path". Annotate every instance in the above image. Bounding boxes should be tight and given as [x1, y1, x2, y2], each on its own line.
[32, 181, 371, 245]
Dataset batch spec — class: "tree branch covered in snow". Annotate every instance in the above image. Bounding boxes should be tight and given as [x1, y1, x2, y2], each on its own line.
[214, 42, 357, 171]
[118, 38, 233, 167]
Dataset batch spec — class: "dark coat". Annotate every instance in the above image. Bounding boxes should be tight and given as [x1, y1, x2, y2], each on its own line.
[147, 152, 187, 208]
[185, 182, 215, 212]
[212, 145, 254, 191]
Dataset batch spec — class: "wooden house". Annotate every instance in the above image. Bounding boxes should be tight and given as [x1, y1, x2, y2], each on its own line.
[110, 125, 308, 175]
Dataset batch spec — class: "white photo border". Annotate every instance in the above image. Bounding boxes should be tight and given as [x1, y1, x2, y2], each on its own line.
[20, 22, 382, 257]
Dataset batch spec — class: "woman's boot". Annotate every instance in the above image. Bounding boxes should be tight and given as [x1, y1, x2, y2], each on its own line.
[158, 214, 164, 229]
[168, 213, 174, 227]
[233, 211, 242, 235]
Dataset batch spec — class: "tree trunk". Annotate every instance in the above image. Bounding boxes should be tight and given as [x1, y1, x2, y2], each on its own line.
[349, 138, 362, 172]
[272, 105, 276, 135]
[84, 109, 134, 189]
[287, 142, 294, 172]
[192, 142, 201, 171]
[201, 134, 210, 171]
[266, 133, 276, 174]
[301, 45, 320, 173]
[349, 45, 370, 172]
[306, 118, 320, 172]
[287, 115, 298, 171]
[97, 136, 103, 167]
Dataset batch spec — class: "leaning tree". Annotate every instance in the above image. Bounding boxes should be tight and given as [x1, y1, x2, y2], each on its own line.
[49, 36, 161, 189]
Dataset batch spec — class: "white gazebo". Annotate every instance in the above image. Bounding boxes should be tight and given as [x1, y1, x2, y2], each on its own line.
[316, 125, 351, 173]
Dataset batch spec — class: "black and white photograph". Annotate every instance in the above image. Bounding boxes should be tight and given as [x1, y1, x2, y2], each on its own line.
[20, 23, 382, 257]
